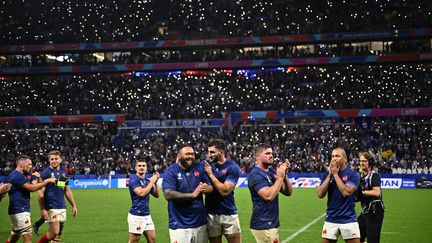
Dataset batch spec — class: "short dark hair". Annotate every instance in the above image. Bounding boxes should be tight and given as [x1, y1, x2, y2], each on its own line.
[48, 150, 62, 158]
[361, 151, 376, 167]
[178, 144, 194, 154]
[16, 155, 31, 165]
[255, 143, 272, 157]
[208, 139, 225, 151]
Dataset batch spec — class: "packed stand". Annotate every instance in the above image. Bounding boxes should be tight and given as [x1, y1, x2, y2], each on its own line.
[1, 0, 431, 44]
[1, 65, 431, 119]
[0, 118, 431, 176]
[2, 38, 430, 68]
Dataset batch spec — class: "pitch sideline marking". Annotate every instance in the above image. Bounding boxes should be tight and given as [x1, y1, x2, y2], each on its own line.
[281, 213, 326, 243]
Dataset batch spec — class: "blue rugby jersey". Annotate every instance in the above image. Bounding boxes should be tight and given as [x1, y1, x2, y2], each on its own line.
[205, 159, 240, 215]
[248, 166, 280, 230]
[40, 167, 68, 210]
[320, 166, 360, 223]
[162, 162, 211, 229]
[7, 170, 33, 215]
[129, 173, 154, 216]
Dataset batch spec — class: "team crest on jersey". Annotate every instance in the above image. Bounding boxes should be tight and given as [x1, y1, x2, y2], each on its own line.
[194, 170, 200, 177]
[61, 173, 66, 177]
[177, 173, 182, 180]
[137, 226, 141, 231]
[342, 176, 348, 182]
[221, 168, 227, 174]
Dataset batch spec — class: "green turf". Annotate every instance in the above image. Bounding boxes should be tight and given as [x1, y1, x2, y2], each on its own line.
[1, 188, 432, 242]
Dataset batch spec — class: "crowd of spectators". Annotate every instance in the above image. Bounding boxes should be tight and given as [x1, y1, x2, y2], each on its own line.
[1, 65, 431, 119]
[0, 118, 431, 176]
[1, 0, 431, 44]
[2, 39, 429, 68]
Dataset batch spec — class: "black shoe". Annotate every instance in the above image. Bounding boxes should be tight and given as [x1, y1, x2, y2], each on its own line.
[33, 224, 39, 235]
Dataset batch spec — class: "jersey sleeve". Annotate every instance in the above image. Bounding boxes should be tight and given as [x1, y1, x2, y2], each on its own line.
[249, 172, 269, 193]
[226, 164, 241, 185]
[129, 176, 141, 191]
[347, 170, 360, 188]
[162, 168, 177, 191]
[371, 173, 381, 187]
[9, 173, 26, 188]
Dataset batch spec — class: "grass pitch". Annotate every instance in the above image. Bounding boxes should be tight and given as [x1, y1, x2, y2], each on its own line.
[1, 188, 432, 242]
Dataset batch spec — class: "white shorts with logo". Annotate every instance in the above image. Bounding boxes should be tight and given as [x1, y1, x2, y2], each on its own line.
[250, 228, 279, 243]
[128, 213, 155, 234]
[47, 209, 67, 222]
[169, 224, 207, 243]
[9, 212, 32, 235]
[207, 214, 241, 237]
[322, 221, 360, 240]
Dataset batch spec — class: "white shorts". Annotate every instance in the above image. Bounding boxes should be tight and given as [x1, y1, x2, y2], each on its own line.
[128, 213, 155, 234]
[169, 224, 207, 243]
[322, 221, 360, 240]
[9, 212, 32, 235]
[47, 209, 67, 222]
[250, 228, 279, 243]
[207, 214, 241, 237]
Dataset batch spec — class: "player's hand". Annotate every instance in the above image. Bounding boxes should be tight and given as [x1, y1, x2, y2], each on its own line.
[150, 172, 160, 184]
[0, 183, 12, 194]
[72, 206, 78, 218]
[192, 183, 204, 198]
[200, 183, 209, 193]
[203, 161, 213, 176]
[32, 171, 41, 178]
[283, 159, 291, 173]
[41, 209, 48, 220]
[330, 162, 339, 176]
[276, 163, 287, 178]
[45, 177, 57, 184]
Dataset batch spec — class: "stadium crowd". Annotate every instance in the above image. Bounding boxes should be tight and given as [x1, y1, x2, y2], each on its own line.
[1, 65, 431, 119]
[2, 39, 429, 68]
[1, 0, 431, 44]
[0, 118, 431, 177]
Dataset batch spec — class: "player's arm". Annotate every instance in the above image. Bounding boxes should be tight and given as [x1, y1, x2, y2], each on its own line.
[65, 186, 78, 217]
[257, 176, 284, 201]
[280, 175, 293, 196]
[164, 182, 206, 202]
[204, 161, 235, 197]
[317, 162, 335, 198]
[333, 167, 360, 197]
[280, 161, 293, 196]
[37, 187, 49, 219]
[134, 179, 157, 198]
[150, 184, 160, 198]
[203, 184, 213, 195]
[257, 163, 287, 201]
[22, 177, 57, 192]
[333, 174, 357, 197]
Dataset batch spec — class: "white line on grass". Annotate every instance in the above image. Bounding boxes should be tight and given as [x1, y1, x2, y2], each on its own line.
[281, 213, 326, 243]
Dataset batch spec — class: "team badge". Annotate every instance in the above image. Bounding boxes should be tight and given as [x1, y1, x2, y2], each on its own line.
[194, 170, 200, 177]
